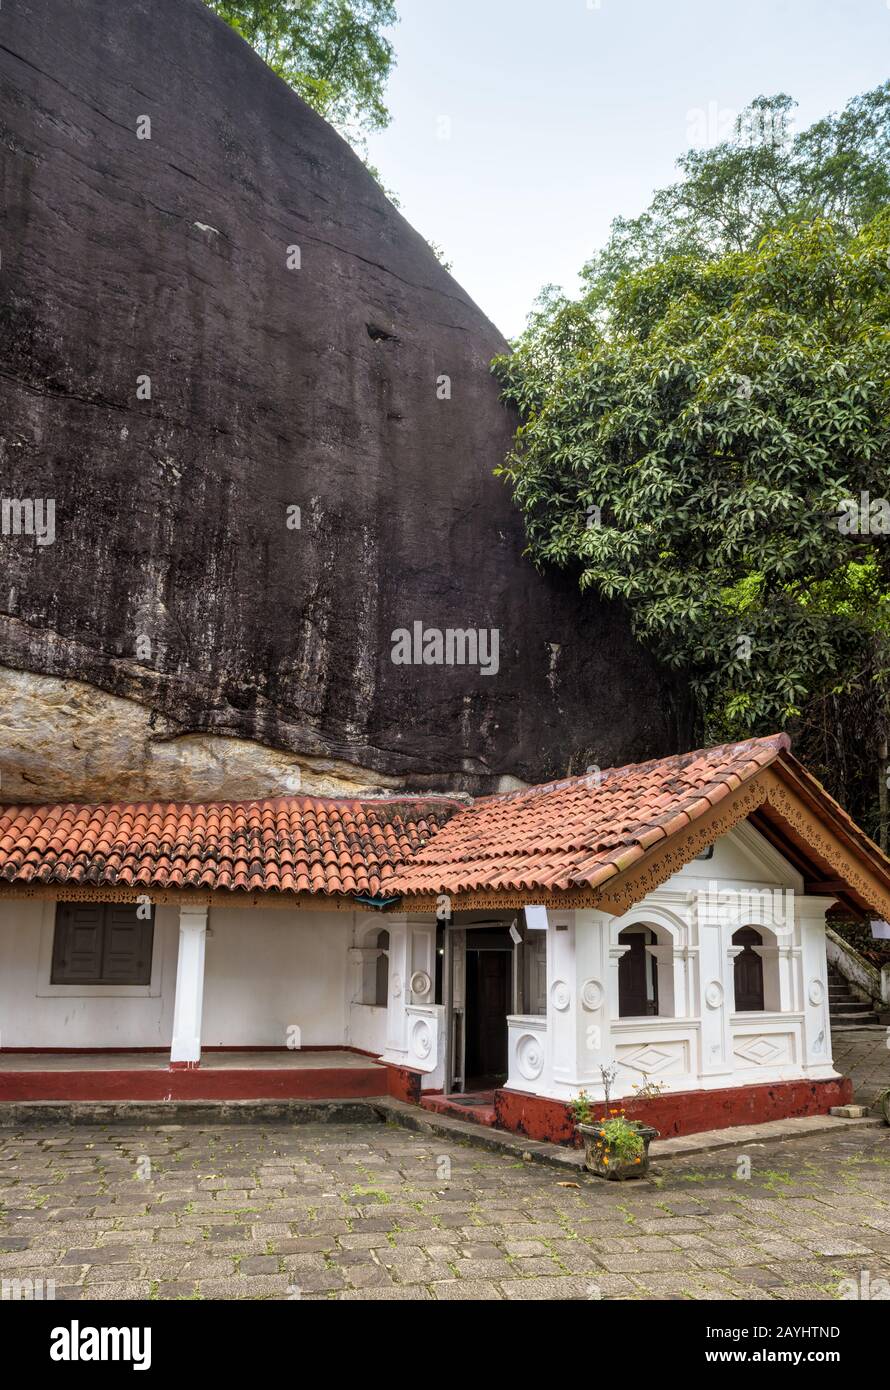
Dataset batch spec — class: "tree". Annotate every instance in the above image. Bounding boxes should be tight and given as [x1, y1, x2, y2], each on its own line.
[204, 1, 397, 144]
[583, 85, 890, 308]
[494, 213, 890, 836]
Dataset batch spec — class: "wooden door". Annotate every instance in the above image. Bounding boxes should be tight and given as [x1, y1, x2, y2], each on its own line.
[618, 930, 658, 1017]
[733, 928, 765, 1011]
[465, 950, 509, 1085]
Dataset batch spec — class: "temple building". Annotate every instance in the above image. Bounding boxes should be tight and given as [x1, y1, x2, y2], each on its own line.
[1, 734, 885, 1139]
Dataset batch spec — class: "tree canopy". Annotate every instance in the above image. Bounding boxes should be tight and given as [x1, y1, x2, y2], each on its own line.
[583, 84, 890, 308]
[204, 0, 397, 143]
[494, 85, 890, 832]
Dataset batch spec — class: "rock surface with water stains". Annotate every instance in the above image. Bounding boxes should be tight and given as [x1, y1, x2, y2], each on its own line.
[0, 0, 690, 802]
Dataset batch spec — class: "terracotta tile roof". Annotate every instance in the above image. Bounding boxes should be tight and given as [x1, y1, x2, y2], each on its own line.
[0, 735, 796, 900]
[0, 796, 462, 897]
[388, 734, 791, 897]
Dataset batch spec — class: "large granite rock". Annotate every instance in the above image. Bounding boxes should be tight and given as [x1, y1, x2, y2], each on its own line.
[0, 0, 691, 803]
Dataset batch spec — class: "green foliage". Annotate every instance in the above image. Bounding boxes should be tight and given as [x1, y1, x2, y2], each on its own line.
[594, 1118, 645, 1165]
[569, 1092, 646, 1166]
[567, 1089, 596, 1126]
[583, 85, 890, 305]
[204, 0, 397, 142]
[494, 212, 890, 749]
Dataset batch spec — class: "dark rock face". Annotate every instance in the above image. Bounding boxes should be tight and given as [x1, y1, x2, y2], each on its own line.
[0, 0, 691, 799]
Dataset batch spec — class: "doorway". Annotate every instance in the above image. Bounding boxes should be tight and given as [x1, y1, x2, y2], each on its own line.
[618, 926, 659, 1017]
[464, 928, 512, 1088]
[732, 927, 765, 1011]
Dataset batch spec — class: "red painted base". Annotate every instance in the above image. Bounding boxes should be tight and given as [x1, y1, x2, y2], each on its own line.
[494, 1076, 855, 1144]
[0, 1066, 386, 1103]
[420, 1092, 498, 1126]
[384, 1063, 423, 1104]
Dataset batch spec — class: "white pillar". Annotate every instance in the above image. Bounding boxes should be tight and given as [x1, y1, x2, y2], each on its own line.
[380, 916, 436, 1067]
[383, 916, 410, 1057]
[695, 901, 735, 1081]
[546, 908, 616, 1099]
[797, 894, 837, 1077]
[170, 905, 208, 1067]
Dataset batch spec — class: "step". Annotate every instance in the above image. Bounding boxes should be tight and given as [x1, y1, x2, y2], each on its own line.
[420, 1092, 498, 1127]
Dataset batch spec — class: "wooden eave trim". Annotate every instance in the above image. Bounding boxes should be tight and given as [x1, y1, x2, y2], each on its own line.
[752, 765, 890, 920]
[0, 884, 363, 910]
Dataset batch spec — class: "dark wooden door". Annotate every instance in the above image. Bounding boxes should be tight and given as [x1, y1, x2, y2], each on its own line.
[465, 949, 509, 1085]
[733, 928, 765, 1011]
[618, 931, 657, 1017]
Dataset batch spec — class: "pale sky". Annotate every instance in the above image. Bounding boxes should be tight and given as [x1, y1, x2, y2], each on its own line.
[365, 0, 890, 339]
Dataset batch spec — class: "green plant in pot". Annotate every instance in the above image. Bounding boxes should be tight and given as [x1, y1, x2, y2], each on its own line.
[570, 1066, 661, 1180]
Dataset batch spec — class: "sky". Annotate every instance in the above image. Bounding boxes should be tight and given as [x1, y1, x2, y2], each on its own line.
[365, 0, 890, 339]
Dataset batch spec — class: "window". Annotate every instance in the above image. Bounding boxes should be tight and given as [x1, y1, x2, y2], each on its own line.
[358, 928, 390, 1007]
[51, 902, 153, 986]
[618, 926, 659, 1017]
[374, 930, 390, 1008]
[732, 927, 765, 1011]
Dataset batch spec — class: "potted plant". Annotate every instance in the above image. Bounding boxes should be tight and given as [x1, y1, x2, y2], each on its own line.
[569, 1065, 660, 1180]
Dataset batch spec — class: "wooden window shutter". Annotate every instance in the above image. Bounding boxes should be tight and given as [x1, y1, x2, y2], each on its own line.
[102, 905, 153, 985]
[51, 902, 154, 986]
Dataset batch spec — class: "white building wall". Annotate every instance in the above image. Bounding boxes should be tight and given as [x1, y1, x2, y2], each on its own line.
[0, 899, 355, 1049]
[201, 908, 350, 1047]
[506, 821, 839, 1103]
[0, 899, 179, 1048]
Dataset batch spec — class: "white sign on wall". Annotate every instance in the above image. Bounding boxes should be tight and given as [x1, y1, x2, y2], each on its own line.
[525, 905, 548, 932]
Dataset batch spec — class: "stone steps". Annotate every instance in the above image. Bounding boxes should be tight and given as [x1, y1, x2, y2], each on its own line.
[419, 1091, 498, 1127]
[827, 968, 880, 1025]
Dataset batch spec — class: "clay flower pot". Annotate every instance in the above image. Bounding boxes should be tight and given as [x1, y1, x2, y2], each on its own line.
[578, 1121, 659, 1180]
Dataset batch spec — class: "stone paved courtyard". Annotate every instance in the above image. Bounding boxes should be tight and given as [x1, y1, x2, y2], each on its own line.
[833, 1026, 890, 1105]
[1, 1118, 889, 1301]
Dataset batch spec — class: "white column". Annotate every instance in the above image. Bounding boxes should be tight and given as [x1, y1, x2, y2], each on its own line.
[383, 916, 410, 1057]
[797, 894, 837, 1077]
[170, 905, 208, 1067]
[547, 908, 616, 1099]
[380, 916, 436, 1067]
[695, 901, 734, 1081]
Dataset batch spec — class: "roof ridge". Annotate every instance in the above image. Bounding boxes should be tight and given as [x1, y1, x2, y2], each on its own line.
[470, 733, 790, 807]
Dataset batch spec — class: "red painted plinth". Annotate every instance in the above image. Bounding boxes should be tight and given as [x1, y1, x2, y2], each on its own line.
[494, 1076, 855, 1145]
[384, 1063, 423, 1104]
[0, 1067, 387, 1103]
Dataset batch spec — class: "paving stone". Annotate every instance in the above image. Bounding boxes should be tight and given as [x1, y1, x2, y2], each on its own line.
[498, 1276, 605, 1300]
[0, 1116, 887, 1301]
[432, 1279, 504, 1299]
[341, 1263, 394, 1290]
[239, 1256, 280, 1275]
